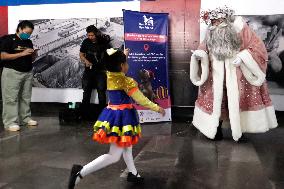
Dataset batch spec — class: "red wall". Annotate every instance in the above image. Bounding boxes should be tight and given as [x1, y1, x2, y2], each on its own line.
[141, 0, 201, 65]
[0, 6, 8, 36]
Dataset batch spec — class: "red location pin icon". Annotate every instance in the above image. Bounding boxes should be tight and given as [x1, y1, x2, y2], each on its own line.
[144, 44, 149, 51]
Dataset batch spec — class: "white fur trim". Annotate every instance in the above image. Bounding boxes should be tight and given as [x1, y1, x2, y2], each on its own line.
[225, 57, 242, 141]
[233, 16, 244, 33]
[192, 51, 276, 141]
[192, 56, 225, 139]
[240, 106, 278, 133]
[238, 50, 266, 87]
[211, 56, 225, 120]
[192, 106, 219, 139]
[190, 50, 209, 86]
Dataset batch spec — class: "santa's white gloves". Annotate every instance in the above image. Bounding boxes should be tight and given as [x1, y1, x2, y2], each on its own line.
[191, 50, 205, 60]
[191, 50, 243, 67]
[232, 56, 242, 67]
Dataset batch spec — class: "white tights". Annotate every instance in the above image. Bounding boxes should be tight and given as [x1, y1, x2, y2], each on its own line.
[76, 144, 138, 184]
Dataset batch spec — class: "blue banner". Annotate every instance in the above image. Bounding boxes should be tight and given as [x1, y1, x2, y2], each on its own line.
[0, 0, 133, 6]
[123, 10, 171, 122]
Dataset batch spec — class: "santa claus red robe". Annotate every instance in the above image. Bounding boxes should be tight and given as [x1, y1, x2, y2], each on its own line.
[190, 16, 278, 141]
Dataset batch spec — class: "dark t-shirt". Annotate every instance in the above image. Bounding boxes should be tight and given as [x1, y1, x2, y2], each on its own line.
[0, 34, 33, 72]
[80, 38, 109, 72]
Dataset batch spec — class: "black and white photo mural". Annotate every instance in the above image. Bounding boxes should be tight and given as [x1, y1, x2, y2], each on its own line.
[29, 18, 124, 88]
[244, 15, 284, 92]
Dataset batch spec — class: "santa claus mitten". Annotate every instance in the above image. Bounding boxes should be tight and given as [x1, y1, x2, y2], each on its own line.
[190, 50, 209, 86]
[232, 56, 242, 67]
[238, 50, 266, 87]
[191, 50, 207, 60]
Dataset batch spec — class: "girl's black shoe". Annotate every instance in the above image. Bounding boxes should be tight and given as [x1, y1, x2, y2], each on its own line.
[127, 172, 144, 183]
[68, 164, 83, 189]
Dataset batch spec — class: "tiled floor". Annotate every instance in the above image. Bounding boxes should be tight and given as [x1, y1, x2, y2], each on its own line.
[0, 116, 283, 189]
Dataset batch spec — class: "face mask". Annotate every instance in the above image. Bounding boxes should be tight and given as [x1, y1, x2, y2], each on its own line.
[19, 32, 31, 40]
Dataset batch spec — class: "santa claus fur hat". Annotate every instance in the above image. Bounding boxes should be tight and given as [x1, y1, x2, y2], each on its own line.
[200, 6, 235, 25]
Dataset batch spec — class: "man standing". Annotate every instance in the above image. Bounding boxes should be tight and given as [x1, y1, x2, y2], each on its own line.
[0, 20, 37, 132]
[79, 25, 110, 116]
[190, 6, 278, 141]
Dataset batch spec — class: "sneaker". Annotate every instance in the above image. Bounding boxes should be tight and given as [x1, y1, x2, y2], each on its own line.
[27, 119, 38, 126]
[68, 164, 83, 189]
[5, 125, 20, 132]
[127, 172, 144, 183]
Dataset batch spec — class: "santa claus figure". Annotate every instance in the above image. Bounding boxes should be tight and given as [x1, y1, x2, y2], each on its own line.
[190, 6, 278, 141]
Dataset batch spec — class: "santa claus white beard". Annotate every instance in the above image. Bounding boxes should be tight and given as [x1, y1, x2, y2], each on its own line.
[206, 23, 241, 60]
